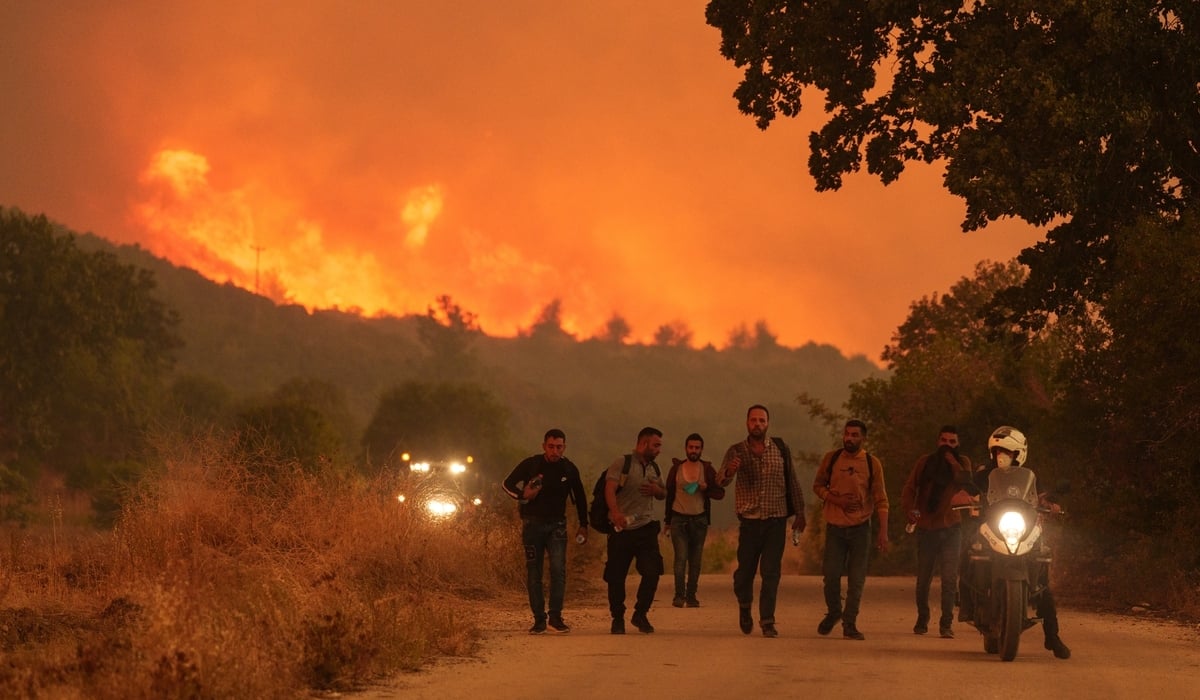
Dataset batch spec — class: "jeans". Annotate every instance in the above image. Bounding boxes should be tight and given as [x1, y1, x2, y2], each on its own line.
[915, 525, 961, 628]
[733, 517, 787, 624]
[603, 521, 663, 618]
[823, 521, 871, 627]
[522, 518, 567, 621]
[670, 514, 708, 599]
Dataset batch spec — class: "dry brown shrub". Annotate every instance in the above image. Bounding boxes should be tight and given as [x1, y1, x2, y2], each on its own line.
[0, 435, 526, 697]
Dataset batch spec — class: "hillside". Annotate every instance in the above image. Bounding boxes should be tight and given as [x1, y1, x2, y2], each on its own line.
[76, 232, 885, 487]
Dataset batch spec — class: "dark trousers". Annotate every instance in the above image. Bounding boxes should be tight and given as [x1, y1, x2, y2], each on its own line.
[522, 518, 567, 621]
[915, 525, 961, 628]
[670, 514, 708, 599]
[823, 521, 871, 627]
[603, 521, 663, 618]
[733, 516, 787, 624]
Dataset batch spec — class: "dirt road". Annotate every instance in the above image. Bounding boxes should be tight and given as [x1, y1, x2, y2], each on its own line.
[363, 575, 1199, 699]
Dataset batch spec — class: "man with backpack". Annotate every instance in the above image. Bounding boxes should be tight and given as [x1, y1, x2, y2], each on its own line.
[602, 427, 666, 634]
[717, 405, 806, 638]
[502, 428, 589, 635]
[813, 419, 890, 641]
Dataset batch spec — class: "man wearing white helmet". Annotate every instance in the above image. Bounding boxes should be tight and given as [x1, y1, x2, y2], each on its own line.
[964, 426, 1071, 659]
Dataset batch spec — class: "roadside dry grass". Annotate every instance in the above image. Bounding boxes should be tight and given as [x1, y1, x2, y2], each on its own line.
[0, 438, 526, 698]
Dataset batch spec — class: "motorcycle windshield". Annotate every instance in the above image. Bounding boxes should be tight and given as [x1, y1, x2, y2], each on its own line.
[986, 467, 1038, 508]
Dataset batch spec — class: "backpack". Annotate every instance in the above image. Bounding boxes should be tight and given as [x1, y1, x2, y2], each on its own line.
[588, 454, 659, 534]
[821, 448, 877, 493]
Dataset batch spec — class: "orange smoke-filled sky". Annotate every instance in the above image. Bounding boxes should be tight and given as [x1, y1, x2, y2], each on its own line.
[0, 2, 1043, 361]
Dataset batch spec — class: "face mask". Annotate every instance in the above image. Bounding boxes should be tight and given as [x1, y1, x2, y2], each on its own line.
[995, 452, 1014, 468]
[683, 481, 700, 495]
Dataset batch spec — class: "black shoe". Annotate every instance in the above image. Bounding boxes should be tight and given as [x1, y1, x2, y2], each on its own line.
[631, 612, 655, 634]
[913, 619, 928, 635]
[843, 625, 866, 641]
[739, 607, 753, 635]
[611, 618, 625, 635]
[1045, 636, 1071, 659]
[818, 611, 842, 636]
[762, 623, 779, 638]
[685, 596, 700, 608]
[939, 626, 955, 639]
[672, 597, 685, 608]
[529, 619, 547, 634]
[548, 616, 570, 633]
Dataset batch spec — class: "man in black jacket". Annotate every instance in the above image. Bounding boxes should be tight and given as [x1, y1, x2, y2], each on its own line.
[502, 429, 589, 634]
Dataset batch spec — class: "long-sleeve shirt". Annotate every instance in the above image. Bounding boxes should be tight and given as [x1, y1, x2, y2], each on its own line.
[502, 454, 588, 526]
[720, 437, 804, 520]
[901, 450, 973, 531]
[814, 448, 888, 527]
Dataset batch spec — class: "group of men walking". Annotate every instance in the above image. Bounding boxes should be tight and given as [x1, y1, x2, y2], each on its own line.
[500, 408, 1069, 659]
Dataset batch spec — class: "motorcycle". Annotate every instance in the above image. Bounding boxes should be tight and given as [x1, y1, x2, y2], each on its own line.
[957, 467, 1065, 661]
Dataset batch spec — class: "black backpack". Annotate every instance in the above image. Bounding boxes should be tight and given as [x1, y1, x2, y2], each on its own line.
[589, 454, 659, 534]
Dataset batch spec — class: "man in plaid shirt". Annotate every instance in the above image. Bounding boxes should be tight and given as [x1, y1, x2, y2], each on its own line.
[717, 404, 806, 638]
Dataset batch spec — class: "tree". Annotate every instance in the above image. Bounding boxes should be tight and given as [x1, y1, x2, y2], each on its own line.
[653, 320, 693, 347]
[416, 295, 481, 380]
[845, 260, 1062, 470]
[595, 313, 632, 344]
[0, 208, 181, 483]
[360, 380, 513, 479]
[524, 299, 573, 341]
[706, 1, 1200, 324]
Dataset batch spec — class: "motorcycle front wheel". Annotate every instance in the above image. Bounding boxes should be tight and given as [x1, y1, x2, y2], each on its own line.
[1000, 579, 1026, 661]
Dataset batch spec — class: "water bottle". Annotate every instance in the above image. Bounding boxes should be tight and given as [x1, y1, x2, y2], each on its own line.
[905, 522, 917, 534]
[791, 529, 801, 546]
[905, 509, 920, 534]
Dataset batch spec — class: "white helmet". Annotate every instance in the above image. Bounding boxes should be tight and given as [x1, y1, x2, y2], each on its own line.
[988, 426, 1028, 467]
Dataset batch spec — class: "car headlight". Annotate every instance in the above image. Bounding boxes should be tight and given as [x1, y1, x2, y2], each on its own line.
[426, 499, 458, 517]
[998, 510, 1027, 553]
[449, 462, 467, 474]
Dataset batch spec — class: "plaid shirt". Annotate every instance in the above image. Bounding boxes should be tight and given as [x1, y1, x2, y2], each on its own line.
[720, 438, 799, 519]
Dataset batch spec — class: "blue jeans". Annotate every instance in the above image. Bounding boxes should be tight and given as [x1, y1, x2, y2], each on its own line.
[522, 518, 567, 621]
[670, 514, 708, 599]
[915, 525, 961, 628]
[733, 517, 787, 624]
[823, 521, 871, 627]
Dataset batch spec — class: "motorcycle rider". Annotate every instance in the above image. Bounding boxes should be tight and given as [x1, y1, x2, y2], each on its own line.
[961, 426, 1071, 659]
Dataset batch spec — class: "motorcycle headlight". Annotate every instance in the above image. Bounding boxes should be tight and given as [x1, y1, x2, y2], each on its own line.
[998, 510, 1027, 553]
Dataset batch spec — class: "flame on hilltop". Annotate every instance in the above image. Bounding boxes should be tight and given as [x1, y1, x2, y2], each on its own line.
[132, 147, 444, 314]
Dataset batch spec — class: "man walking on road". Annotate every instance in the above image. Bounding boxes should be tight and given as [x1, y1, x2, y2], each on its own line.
[717, 405, 806, 638]
[900, 425, 972, 639]
[813, 419, 889, 640]
[502, 429, 589, 634]
[604, 427, 666, 634]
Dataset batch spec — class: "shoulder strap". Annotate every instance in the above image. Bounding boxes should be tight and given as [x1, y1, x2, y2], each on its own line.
[618, 453, 633, 488]
[772, 436, 796, 514]
[823, 448, 844, 487]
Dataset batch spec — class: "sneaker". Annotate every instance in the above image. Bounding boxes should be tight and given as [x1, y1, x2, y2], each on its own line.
[843, 625, 866, 641]
[762, 622, 779, 638]
[913, 619, 928, 635]
[548, 616, 571, 633]
[685, 597, 700, 608]
[817, 611, 842, 636]
[631, 612, 655, 634]
[672, 597, 685, 608]
[529, 619, 547, 635]
[739, 607, 753, 635]
[611, 618, 625, 635]
[1045, 636, 1071, 659]
[939, 626, 954, 639]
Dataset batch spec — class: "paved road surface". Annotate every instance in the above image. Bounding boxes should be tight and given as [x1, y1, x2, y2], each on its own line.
[363, 575, 1199, 699]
